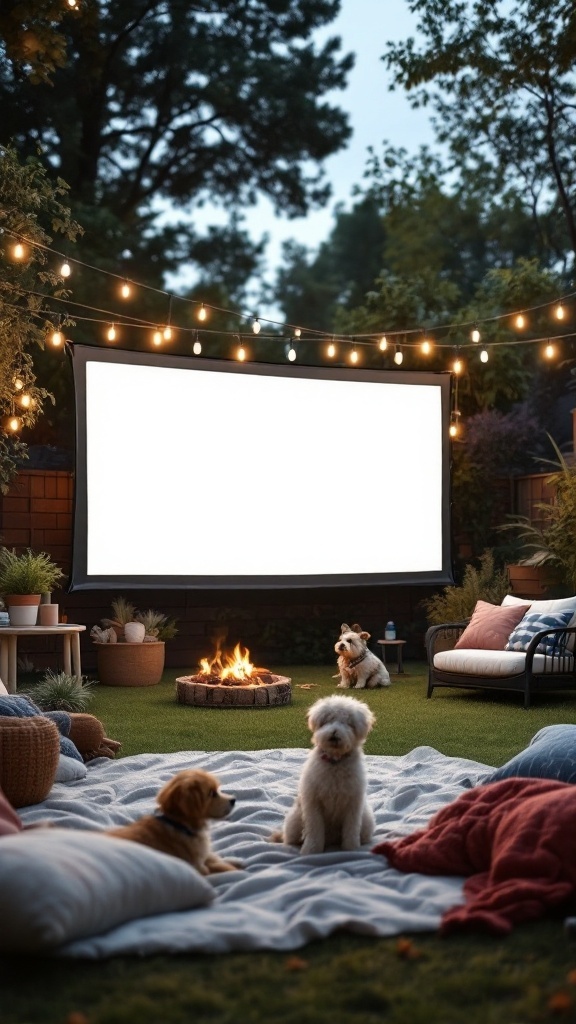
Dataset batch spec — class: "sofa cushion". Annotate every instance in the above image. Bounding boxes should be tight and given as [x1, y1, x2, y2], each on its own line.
[0, 828, 215, 952]
[486, 724, 576, 784]
[453, 601, 530, 651]
[505, 608, 574, 654]
[433, 648, 574, 677]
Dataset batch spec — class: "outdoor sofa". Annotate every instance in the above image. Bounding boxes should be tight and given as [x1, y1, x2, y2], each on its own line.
[426, 594, 576, 709]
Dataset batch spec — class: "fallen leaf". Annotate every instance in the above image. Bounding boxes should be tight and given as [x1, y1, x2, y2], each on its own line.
[285, 956, 308, 971]
[297, 684, 318, 689]
[548, 991, 573, 1013]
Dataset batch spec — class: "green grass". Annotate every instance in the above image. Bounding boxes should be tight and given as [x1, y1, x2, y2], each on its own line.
[4, 661, 576, 1024]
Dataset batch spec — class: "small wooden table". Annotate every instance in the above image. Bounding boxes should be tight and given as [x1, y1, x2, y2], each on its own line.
[0, 624, 86, 694]
[377, 638, 407, 674]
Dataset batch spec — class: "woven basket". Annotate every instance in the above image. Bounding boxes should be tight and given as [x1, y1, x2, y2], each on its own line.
[0, 717, 60, 808]
[95, 641, 165, 686]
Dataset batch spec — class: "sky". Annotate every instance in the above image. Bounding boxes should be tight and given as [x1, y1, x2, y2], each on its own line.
[173, 0, 436, 298]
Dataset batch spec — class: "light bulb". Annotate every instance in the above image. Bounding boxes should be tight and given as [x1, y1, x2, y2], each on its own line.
[294, 328, 301, 338]
[421, 339, 432, 355]
[13, 242, 25, 260]
[107, 324, 116, 342]
[237, 345, 246, 361]
[163, 326, 172, 341]
[198, 304, 207, 322]
[471, 327, 480, 343]
[252, 318, 261, 335]
[515, 313, 526, 329]
[453, 357, 463, 375]
[394, 348, 403, 365]
[327, 342, 336, 358]
[8, 416, 22, 432]
[67, 0, 78, 7]
[555, 304, 565, 320]
[13, 376, 24, 391]
[19, 393, 32, 409]
[545, 342, 555, 359]
[480, 348, 489, 363]
[152, 329, 162, 346]
[287, 346, 296, 362]
[350, 348, 358, 364]
[449, 422, 458, 438]
[60, 260, 71, 278]
[193, 340, 202, 355]
[120, 281, 131, 299]
[378, 335, 388, 351]
[51, 329, 63, 347]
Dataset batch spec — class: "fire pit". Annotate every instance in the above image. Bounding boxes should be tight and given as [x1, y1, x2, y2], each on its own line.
[176, 641, 291, 708]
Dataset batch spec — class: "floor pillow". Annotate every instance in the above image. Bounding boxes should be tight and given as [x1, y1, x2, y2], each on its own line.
[485, 724, 576, 784]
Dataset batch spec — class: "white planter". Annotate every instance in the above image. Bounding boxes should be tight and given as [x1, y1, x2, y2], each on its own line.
[124, 621, 146, 643]
[7, 595, 41, 626]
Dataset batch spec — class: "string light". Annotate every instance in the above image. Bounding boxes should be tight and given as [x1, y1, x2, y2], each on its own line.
[421, 338, 432, 355]
[294, 328, 301, 338]
[545, 341, 556, 359]
[286, 342, 297, 362]
[67, 0, 79, 7]
[120, 281, 131, 299]
[13, 376, 24, 392]
[192, 338, 202, 355]
[198, 303, 207, 322]
[4, 415, 22, 433]
[162, 325, 172, 341]
[327, 340, 336, 358]
[60, 260, 71, 278]
[350, 344, 359, 364]
[555, 304, 566, 320]
[480, 347, 489, 363]
[19, 393, 32, 409]
[453, 354, 463, 375]
[50, 328, 63, 347]
[252, 318, 261, 335]
[13, 242, 25, 260]
[107, 324, 116, 342]
[394, 346, 403, 365]
[236, 342, 246, 361]
[152, 329, 162, 346]
[471, 326, 481, 343]
[515, 313, 526, 329]
[378, 335, 388, 352]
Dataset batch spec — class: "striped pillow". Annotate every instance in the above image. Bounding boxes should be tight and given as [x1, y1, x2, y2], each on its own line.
[505, 609, 574, 655]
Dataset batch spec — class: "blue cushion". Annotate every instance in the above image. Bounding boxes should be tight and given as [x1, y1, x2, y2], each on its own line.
[485, 724, 576, 784]
[504, 609, 574, 654]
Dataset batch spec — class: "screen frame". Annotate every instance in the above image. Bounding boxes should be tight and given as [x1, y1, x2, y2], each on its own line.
[69, 343, 453, 591]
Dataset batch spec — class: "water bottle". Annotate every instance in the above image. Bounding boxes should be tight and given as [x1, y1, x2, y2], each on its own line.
[385, 620, 396, 640]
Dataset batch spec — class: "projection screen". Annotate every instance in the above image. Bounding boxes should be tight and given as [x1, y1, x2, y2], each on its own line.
[70, 345, 452, 590]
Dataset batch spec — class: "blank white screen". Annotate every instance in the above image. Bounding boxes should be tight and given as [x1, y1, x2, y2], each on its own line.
[84, 360, 445, 579]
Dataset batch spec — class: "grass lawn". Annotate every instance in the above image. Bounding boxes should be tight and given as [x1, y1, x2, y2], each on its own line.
[3, 661, 576, 1024]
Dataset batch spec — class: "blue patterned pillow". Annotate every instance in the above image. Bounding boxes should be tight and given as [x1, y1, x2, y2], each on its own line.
[504, 609, 574, 654]
[485, 725, 576, 784]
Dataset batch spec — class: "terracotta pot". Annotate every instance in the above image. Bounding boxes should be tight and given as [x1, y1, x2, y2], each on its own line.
[6, 594, 41, 626]
[506, 564, 559, 600]
[95, 641, 165, 686]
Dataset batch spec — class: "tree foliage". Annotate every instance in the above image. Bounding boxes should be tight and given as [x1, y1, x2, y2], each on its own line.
[0, 145, 82, 491]
[383, 0, 576, 265]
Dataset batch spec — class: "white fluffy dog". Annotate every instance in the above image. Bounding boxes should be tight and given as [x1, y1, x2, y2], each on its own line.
[272, 695, 376, 854]
[334, 622, 391, 689]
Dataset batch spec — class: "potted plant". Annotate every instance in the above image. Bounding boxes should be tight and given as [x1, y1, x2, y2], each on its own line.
[502, 438, 576, 598]
[0, 548, 65, 626]
[91, 597, 178, 686]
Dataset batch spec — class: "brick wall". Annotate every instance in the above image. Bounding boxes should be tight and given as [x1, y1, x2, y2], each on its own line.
[0, 469, 437, 675]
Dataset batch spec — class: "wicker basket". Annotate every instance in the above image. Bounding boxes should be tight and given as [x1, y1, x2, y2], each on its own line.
[68, 713, 105, 755]
[95, 641, 165, 686]
[0, 717, 60, 808]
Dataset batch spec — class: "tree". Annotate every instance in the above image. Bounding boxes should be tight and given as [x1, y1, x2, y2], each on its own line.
[0, 1, 353, 228]
[382, 0, 576, 267]
[0, 145, 81, 491]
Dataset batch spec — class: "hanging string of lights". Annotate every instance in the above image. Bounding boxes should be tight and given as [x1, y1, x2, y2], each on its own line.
[3, 225, 576, 439]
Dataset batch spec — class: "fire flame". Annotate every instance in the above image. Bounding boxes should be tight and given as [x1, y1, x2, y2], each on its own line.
[199, 641, 254, 681]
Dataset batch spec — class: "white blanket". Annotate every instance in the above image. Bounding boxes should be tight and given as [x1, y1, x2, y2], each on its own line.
[19, 746, 493, 958]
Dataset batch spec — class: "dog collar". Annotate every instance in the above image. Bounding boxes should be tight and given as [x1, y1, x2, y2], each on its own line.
[154, 812, 198, 837]
[319, 751, 351, 765]
[347, 650, 367, 669]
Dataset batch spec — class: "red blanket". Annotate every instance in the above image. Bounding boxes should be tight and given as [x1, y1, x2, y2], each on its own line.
[373, 777, 576, 935]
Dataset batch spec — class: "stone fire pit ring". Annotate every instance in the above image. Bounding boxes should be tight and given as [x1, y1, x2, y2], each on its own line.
[176, 674, 292, 708]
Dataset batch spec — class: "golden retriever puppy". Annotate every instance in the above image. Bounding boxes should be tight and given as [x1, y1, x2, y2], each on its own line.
[107, 768, 239, 874]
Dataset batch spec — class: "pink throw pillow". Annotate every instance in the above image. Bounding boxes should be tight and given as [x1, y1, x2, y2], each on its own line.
[454, 600, 531, 651]
[0, 787, 23, 837]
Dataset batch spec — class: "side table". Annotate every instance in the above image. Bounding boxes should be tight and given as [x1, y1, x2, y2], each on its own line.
[376, 638, 407, 674]
[0, 625, 86, 694]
